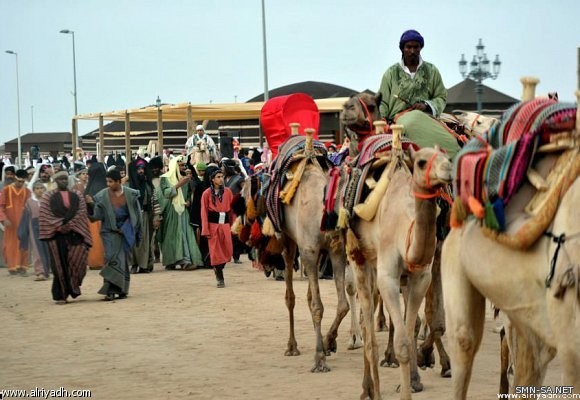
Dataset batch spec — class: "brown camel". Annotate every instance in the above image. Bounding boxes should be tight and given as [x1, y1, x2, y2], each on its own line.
[341, 93, 452, 381]
[264, 130, 362, 373]
[345, 125, 453, 399]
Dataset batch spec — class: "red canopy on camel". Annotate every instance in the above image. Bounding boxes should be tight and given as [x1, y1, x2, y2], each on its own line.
[260, 93, 320, 157]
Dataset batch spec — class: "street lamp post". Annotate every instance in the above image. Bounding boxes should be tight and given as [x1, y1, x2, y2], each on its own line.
[60, 29, 78, 158]
[458, 38, 501, 113]
[4, 50, 22, 167]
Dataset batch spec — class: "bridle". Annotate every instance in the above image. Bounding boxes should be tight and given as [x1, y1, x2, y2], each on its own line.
[412, 151, 453, 204]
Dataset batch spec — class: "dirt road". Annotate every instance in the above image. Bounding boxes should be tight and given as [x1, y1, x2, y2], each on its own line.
[0, 261, 562, 399]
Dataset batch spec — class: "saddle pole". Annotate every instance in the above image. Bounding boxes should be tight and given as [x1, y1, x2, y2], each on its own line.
[373, 120, 387, 134]
[290, 122, 300, 136]
[353, 124, 404, 221]
[520, 76, 540, 101]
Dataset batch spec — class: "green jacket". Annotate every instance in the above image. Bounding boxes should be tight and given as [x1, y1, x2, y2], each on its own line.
[378, 60, 447, 121]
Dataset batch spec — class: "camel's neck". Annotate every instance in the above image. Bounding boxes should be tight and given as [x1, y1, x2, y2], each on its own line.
[406, 183, 438, 267]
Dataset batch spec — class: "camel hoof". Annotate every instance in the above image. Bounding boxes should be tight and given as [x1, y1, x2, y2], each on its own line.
[380, 358, 399, 368]
[284, 348, 300, 356]
[348, 335, 363, 350]
[440, 366, 452, 378]
[324, 338, 337, 354]
[396, 382, 423, 394]
[411, 380, 424, 393]
[311, 364, 331, 373]
[417, 349, 435, 370]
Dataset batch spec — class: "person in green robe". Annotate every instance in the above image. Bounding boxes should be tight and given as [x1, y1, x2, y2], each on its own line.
[158, 155, 202, 270]
[377, 29, 460, 158]
[89, 169, 142, 301]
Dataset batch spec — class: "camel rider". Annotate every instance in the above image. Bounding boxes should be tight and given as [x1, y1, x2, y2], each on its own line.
[377, 29, 446, 122]
[377, 29, 460, 158]
[186, 125, 217, 159]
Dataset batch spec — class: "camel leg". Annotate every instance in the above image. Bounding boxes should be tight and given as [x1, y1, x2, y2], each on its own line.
[499, 327, 510, 395]
[419, 243, 451, 377]
[512, 326, 554, 388]
[378, 262, 429, 400]
[405, 271, 431, 395]
[443, 235, 486, 400]
[345, 262, 363, 350]
[302, 248, 329, 372]
[381, 316, 399, 368]
[323, 246, 350, 354]
[282, 241, 300, 357]
[353, 261, 380, 400]
[376, 296, 388, 331]
[547, 273, 580, 391]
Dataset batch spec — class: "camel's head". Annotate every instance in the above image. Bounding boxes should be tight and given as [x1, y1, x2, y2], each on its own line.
[340, 92, 382, 156]
[340, 93, 382, 134]
[196, 140, 207, 152]
[409, 145, 453, 190]
[453, 110, 498, 137]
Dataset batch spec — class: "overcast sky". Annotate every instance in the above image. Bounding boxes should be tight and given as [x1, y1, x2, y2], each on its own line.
[1, 0, 579, 146]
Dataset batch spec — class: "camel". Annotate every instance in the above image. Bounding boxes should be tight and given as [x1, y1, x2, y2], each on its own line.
[344, 122, 453, 399]
[452, 110, 498, 137]
[442, 86, 580, 399]
[188, 140, 212, 165]
[261, 130, 363, 373]
[341, 93, 452, 381]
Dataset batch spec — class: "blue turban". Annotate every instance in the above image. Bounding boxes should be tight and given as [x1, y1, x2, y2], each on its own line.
[399, 29, 424, 50]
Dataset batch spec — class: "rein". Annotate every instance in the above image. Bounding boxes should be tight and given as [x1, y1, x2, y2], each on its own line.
[411, 151, 454, 205]
[470, 113, 481, 134]
[544, 230, 580, 288]
[355, 97, 376, 136]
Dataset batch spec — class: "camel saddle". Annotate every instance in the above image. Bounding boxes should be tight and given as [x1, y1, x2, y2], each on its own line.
[452, 99, 578, 249]
[265, 134, 331, 232]
[322, 134, 418, 230]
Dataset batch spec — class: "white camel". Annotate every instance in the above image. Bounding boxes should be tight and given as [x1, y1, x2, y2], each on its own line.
[442, 88, 580, 399]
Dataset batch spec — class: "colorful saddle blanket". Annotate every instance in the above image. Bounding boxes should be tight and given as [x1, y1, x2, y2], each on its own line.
[453, 98, 577, 235]
[265, 134, 331, 232]
[322, 134, 418, 230]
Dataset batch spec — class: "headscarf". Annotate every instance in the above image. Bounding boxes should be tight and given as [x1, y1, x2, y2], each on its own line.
[148, 156, 163, 170]
[399, 29, 424, 50]
[161, 155, 186, 214]
[85, 160, 107, 197]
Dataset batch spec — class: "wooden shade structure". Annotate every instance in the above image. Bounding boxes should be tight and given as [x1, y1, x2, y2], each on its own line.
[73, 98, 349, 162]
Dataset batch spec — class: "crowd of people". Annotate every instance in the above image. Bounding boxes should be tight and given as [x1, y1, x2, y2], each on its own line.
[1, 28, 448, 305]
[0, 133, 265, 304]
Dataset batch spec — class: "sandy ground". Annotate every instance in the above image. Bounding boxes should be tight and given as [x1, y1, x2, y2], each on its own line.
[0, 260, 563, 400]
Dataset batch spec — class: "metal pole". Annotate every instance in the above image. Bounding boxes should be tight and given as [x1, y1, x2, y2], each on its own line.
[260, 0, 269, 147]
[60, 29, 79, 159]
[476, 82, 483, 113]
[31, 105, 34, 133]
[577, 47, 579, 90]
[71, 31, 79, 158]
[71, 32, 78, 118]
[5, 51, 22, 167]
[14, 54, 21, 166]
